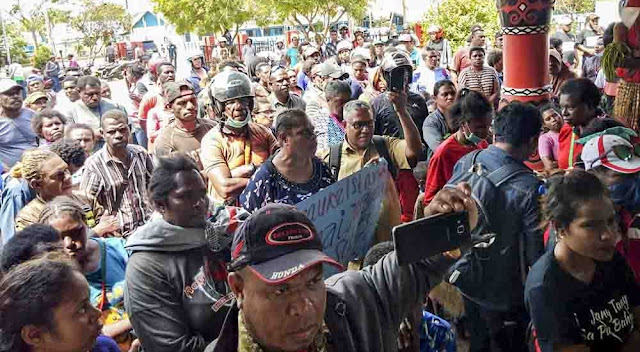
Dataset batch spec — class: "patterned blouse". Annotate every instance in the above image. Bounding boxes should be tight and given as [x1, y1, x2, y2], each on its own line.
[239, 156, 335, 213]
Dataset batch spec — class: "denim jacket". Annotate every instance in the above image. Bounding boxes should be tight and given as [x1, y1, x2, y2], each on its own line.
[450, 145, 544, 309]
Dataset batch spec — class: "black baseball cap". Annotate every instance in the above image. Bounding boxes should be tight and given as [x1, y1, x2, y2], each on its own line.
[229, 203, 343, 283]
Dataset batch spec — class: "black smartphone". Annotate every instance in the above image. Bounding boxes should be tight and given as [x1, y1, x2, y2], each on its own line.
[388, 66, 410, 92]
[393, 211, 470, 266]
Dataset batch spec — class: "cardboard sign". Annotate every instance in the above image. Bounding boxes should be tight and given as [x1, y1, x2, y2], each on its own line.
[296, 160, 387, 276]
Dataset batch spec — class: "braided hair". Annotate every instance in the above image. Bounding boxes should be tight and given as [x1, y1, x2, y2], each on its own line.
[38, 196, 86, 225]
[12, 149, 57, 184]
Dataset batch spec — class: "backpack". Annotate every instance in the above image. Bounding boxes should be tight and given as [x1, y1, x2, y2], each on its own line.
[328, 136, 398, 179]
[444, 149, 532, 310]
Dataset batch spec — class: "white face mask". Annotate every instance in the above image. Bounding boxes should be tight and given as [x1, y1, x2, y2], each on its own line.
[225, 111, 251, 129]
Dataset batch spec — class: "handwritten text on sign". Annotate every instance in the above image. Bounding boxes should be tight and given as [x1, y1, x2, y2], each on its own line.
[296, 161, 387, 273]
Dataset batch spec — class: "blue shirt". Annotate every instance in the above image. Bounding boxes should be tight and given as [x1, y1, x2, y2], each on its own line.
[240, 156, 335, 213]
[297, 71, 310, 91]
[287, 47, 299, 68]
[85, 238, 128, 309]
[91, 335, 120, 352]
[0, 176, 34, 244]
[0, 109, 37, 168]
[449, 145, 544, 307]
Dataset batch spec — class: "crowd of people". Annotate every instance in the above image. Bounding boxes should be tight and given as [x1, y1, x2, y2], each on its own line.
[0, 16, 639, 352]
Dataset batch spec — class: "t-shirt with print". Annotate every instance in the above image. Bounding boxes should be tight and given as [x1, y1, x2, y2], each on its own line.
[525, 251, 640, 352]
[0, 108, 37, 168]
[239, 156, 335, 213]
[84, 238, 128, 310]
[154, 119, 217, 159]
[200, 123, 278, 205]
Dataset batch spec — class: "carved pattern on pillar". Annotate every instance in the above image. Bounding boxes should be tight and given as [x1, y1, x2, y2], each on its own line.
[501, 85, 552, 96]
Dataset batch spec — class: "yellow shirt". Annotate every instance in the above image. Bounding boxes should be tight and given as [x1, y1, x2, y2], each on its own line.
[321, 136, 408, 242]
[201, 123, 278, 205]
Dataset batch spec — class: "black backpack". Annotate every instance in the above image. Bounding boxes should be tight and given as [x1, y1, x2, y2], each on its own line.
[328, 136, 398, 180]
[444, 149, 534, 310]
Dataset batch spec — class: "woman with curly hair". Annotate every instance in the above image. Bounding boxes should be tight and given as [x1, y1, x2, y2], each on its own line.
[30, 109, 66, 146]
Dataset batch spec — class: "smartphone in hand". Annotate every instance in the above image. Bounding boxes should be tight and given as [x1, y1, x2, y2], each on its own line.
[393, 211, 471, 266]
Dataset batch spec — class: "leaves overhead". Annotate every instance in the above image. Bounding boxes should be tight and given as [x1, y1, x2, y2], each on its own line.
[422, 0, 501, 49]
[151, 0, 259, 35]
[151, 0, 366, 39]
[553, 0, 596, 16]
[70, 0, 130, 63]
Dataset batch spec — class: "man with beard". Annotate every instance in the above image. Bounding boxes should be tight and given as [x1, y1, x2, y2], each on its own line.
[0, 78, 37, 168]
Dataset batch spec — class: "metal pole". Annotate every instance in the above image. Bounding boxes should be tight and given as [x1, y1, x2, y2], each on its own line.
[1, 11, 11, 65]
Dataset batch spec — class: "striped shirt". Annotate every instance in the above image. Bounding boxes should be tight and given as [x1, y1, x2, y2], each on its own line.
[80, 144, 154, 237]
[458, 66, 500, 98]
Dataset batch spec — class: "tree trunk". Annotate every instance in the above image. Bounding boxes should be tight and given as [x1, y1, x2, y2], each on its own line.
[31, 30, 39, 50]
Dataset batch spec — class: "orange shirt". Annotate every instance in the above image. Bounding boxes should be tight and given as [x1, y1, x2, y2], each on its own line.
[200, 123, 278, 205]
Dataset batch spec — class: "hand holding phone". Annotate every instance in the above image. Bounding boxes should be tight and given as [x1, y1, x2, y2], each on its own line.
[393, 211, 471, 266]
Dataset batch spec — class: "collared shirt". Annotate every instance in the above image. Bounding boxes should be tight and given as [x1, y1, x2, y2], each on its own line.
[80, 144, 154, 237]
[325, 40, 338, 58]
[69, 98, 125, 130]
[0, 108, 38, 168]
[321, 136, 408, 243]
[322, 136, 410, 180]
[269, 92, 307, 117]
[200, 123, 279, 206]
[451, 145, 543, 267]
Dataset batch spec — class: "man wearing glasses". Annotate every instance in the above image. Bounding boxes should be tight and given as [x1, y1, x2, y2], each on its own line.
[322, 98, 422, 240]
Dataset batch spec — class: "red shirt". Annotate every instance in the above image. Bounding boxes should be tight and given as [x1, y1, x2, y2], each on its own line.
[423, 135, 488, 204]
[557, 123, 582, 170]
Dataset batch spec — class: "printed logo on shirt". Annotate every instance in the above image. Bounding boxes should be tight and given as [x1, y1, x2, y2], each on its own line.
[183, 265, 234, 311]
[578, 294, 634, 343]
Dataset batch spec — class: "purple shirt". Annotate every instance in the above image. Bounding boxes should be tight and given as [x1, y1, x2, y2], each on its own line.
[538, 131, 559, 160]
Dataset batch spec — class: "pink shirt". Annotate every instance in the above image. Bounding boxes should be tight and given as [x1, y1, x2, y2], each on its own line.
[538, 131, 560, 160]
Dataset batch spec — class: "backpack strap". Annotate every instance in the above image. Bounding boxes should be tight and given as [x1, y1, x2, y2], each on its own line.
[329, 142, 343, 179]
[486, 163, 531, 188]
[372, 135, 398, 179]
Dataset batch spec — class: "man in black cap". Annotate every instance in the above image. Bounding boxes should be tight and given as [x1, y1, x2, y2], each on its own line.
[206, 184, 474, 352]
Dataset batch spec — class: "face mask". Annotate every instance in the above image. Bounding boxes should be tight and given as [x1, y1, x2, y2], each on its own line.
[224, 111, 251, 129]
[463, 124, 483, 145]
[609, 175, 640, 211]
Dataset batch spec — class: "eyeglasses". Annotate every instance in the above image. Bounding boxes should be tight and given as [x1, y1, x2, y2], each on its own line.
[348, 120, 374, 130]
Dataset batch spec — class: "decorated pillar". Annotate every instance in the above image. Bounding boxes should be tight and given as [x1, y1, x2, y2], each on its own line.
[498, 0, 555, 104]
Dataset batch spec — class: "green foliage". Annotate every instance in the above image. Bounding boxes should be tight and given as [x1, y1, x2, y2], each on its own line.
[151, 0, 259, 36]
[9, 0, 69, 49]
[422, 0, 501, 50]
[1, 22, 29, 64]
[554, 0, 596, 16]
[33, 45, 53, 70]
[70, 0, 130, 63]
[261, 0, 368, 38]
